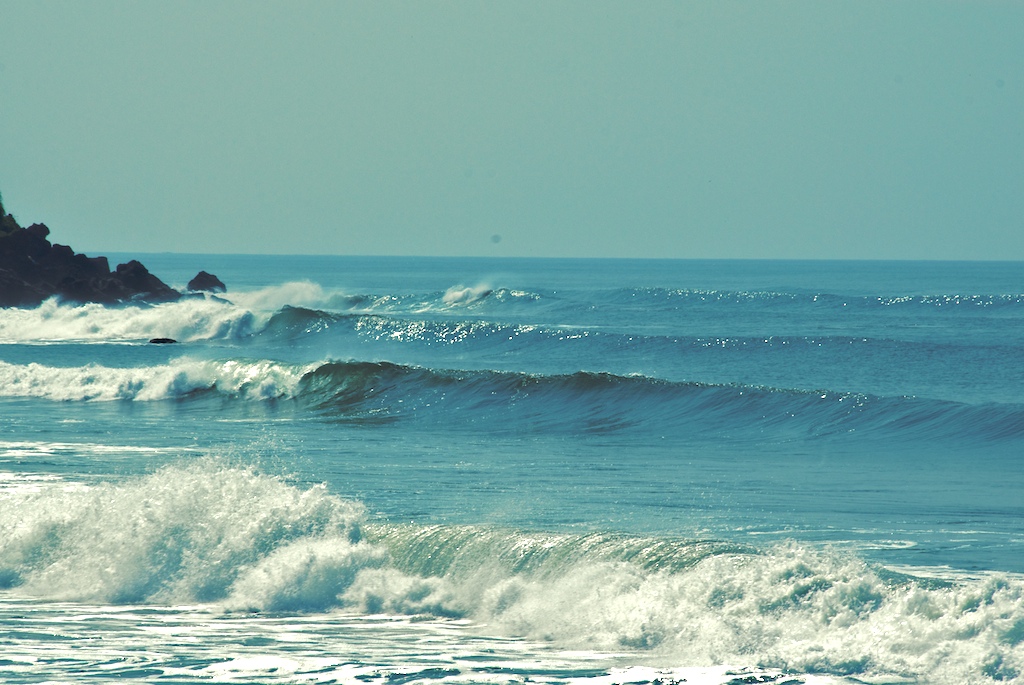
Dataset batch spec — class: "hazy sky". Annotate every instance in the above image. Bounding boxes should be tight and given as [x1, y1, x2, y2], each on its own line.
[0, 1, 1021, 259]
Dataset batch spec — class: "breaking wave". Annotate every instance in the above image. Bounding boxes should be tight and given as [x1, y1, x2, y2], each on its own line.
[0, 283, 547, 344]
[0, 295, 261, 343]
[1, 357, 1022, 442]
[0, 358, 312, 401]
[0, 459, 1021, 683]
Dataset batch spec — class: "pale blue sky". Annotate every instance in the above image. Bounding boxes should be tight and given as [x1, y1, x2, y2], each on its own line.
[0, 1, 1021, 259]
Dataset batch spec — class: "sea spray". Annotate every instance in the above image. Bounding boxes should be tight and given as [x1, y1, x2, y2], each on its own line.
[0, 296, 259, 343]
[0, 358, 314, 401]
[0, 459, 365, 604]
[226, 281, 333, 312]
[442, 283, 493, 306]
[0, 282, 370, 344]
[227, 538, 387, 612]
[361, 525, 1024, 680]
[0, 459, 1022, 682]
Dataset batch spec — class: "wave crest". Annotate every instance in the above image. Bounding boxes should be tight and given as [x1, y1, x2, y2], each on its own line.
[2, 460, 1021, 683]
[3, 357, 1023, 442]
[297, 362, 1024, 442]
[0, 358, 312, 401]
[0, 459, 365, 605]
[0, 296, 260, 343]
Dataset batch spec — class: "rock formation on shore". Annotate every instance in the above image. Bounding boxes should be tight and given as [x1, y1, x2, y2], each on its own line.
[0, 196, 220, 307]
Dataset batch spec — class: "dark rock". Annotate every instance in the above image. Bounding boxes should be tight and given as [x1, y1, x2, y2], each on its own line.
[49, 243, 74, 262]
[148, 338, 177, 344]
[0, 196, 206, 307]
[114, 260, 181, 302]
[187, 270, 226, 293]
[0, 268, 50, 306]
[0, 212, 18, 237]
[26, 223, 50, 240]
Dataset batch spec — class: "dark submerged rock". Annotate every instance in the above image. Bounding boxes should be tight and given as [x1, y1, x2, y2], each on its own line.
[187, 270, 226, 293]
[0, 196, 221, 307]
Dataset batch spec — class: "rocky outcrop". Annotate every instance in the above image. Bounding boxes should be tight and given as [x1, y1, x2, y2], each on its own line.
[0, 197, 185, 307]
[187, 270, 226, 293]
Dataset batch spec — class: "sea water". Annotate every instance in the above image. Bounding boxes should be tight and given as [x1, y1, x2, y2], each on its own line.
[0, 256, 1022, 684]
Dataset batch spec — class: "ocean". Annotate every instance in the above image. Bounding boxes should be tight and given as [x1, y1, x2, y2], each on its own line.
[0, 255, 1022, 684]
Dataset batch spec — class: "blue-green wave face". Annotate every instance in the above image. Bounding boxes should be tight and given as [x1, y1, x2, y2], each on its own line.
[2, 354, 1023, 444]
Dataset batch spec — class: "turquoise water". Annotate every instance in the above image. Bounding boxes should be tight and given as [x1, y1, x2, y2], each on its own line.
[1, 257, 1022, 684]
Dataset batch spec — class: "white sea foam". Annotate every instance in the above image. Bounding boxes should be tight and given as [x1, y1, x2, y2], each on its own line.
[0, 282, 543, 346]
[442, 283, 493, 306]
[0, 460, 1021, 683]
[0, 358, 314, 401]
[0, 296, 259, 343]
[1, 594, 852, 685]
[0, 459, 365, 605]
[0, 283, 349, 343]
[336, 538, 1024, 683]
[476, 548, 1022, 680]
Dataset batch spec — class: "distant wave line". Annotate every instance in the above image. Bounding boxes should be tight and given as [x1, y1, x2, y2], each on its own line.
[1, 357, 1021, 442]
